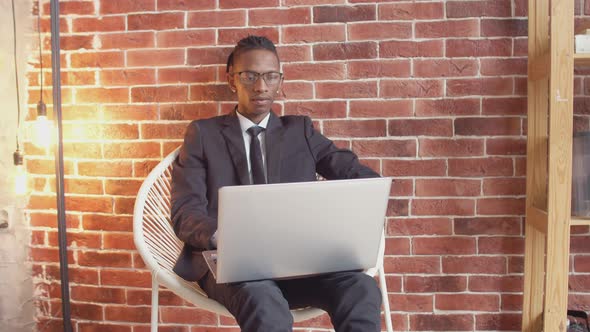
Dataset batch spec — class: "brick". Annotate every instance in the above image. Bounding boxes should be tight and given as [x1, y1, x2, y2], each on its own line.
[282, 25, 346, 43]
[160, 307, 217, 325]
[412, 199, 475, 216]
[316, 81, 377, 99]
[47, 231, 101, 249]
[29, 212, 79, 229]
[386, 237, 411, 255]
[348, 22, 412, 40]
[470, 275, 523, 292]
[70, 51, 124, 68]
[348, 60, 411, 79]
[313, 42, 377, 60]
[285, 0, 343, 4]
[447, 77, 513, 96]
[384, 256, 440, 274]
[60, 35, 93, 51]
[78, 161, 133, 177]
[379, 2, 443, 20]
[449, 157, 513, 177]
[389, 119, 452, 137]
[62, 142, 102, 159]
[283, 63, 345, 81]
[218, 27, 279, 45]
[141, 123, 186, 140]
[483, 97, 527, 115]
[156, 30, 216, 48]
[323, 119, 385, 137]
[62, 178, 103, 195]
[416, 19, 479, 38]
[99, 32, 155, 50]
[447, 0, 511, 18]
[55, 1, 95, 14]
[481, 19, 528, 37]
[190, 84, 234, 102]
[127, 289, 184, 306]
[414, 237, 476, 255]
[100, 0, 155, 14]
[187, 47, 233, 66]
[131, 86, 188, 103]
[414, 59, 478, 78]
[128, 13, 183, 31]
[78, 323, 132, 332]
[59, 71, 96, 86]
[82, 215, 132, 232]
[250, 8, 310, 26]
[71, 286, 126, 304]
[416, 179, 480, 197]
[352, 139, 415, 158]
[127, 49, 185, 67]
[186, 10, 245, 28]
[391, 179, 413, 196]
[443, 256, 506, 274]
[105, 305, 150, 323]
[105, 179, 143, 196]
[405, 276, 467, 293]
[419, 138, 484, 157]
[387, 198, 410, 217]
[28, 88, 73, 105]
[134, 160, 162, 178]
[454, 217, 521, 235]
[26, 159, 74, 176]
[103, 124, 140, 140]
[383, 159, 446, 177]
[483, 177, 526, 195]
[481, 58, 527, 76]
[46, 266, 99, 285]
[477, 198, 525, 215]
[380, 40, 443, 58]
[104, 142, 161, 159]
[349, 100, 413, 118]
[387, 218, 452, 236]
[78, 251, 132, 268]
[67, 196, 113, 213]
[476, 313, 521, 331]
[416, 98, 480, 116]
[282, 82, 313, 100]
[72, 17, 125, 33]
[100, 69, 156, 86]
[157, 0, 215, 10]
[103, 232, 135, 250]
[101, 269, 151, 288]
[220, 0, 278, 8]
[502, 294, 523, 311]
[446, 38, 512, 57]
[160, 103, 218, 121]
[76, 87, 129, 104]
[411, 314, 474, 331]
[158, 67, 216, 84]
[276, 45, 312, 62]
[114, 197, 136, 214]
[479, 236, 524, 254]
[313, 5, 375, 23]
[283, 101, 346, 119]
[508, 256, 524, 274]
[514, 37, 528, 56]
[71, 303, 104, 321]
[380, 79, 443, 98]
[30, 247, 74, 263]
[436, 294, 499, 311]
[389, 294, 433, 312]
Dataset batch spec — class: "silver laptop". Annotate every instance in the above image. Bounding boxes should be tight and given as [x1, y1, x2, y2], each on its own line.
[203, 177, 392, 284]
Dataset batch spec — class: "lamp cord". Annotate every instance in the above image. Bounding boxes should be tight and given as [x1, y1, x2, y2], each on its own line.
[11, 0, 21, 151]
[38, 0, 43, 102]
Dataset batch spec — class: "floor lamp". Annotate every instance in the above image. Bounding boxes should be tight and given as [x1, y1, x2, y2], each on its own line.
[49, 0, 72, 331]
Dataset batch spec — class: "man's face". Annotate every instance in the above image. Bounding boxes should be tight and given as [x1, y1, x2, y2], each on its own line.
[227, 49, 282, 123]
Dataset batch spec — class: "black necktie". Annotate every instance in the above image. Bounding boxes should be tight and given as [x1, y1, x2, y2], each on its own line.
[247, 126, 266, 184]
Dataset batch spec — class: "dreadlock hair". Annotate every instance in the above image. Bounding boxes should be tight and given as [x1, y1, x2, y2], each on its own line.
[226, 35, 279, 73]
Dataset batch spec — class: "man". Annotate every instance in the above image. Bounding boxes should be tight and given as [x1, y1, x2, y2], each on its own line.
[171, 35, 383, 332]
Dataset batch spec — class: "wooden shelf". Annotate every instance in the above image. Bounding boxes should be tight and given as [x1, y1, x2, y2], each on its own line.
[574, 53, 590, 66]
[571, 216, 590, 226]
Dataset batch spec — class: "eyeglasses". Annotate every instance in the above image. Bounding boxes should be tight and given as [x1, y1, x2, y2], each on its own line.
[231, 71, 283, 86]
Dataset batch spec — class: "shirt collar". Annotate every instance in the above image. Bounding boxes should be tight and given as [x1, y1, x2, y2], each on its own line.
[236, 110, 270, 133]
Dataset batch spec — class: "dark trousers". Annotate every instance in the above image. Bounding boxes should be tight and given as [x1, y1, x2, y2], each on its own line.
[198, 271, 382, 332]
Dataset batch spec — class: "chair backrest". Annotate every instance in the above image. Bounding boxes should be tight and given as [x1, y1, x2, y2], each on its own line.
[133, 147, 182, 276]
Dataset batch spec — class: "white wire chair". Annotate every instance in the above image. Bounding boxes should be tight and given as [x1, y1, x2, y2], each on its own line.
[133, 147, 393, 332]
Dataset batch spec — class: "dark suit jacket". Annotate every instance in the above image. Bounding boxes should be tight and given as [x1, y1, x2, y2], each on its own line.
[171, 110, 380, 281]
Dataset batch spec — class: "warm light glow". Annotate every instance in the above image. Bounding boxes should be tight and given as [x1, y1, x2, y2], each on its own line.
[14, 164, 27, 195]
[32, 115, 53, 149]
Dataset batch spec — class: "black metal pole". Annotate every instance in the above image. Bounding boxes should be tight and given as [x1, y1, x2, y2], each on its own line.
[49, 0, 72, 331]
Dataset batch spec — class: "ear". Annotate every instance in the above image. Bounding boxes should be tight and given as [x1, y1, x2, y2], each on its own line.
[227, 67, 236, 92]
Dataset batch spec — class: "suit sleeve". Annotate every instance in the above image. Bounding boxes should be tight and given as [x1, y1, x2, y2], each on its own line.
[303, 116, 380, 179]
[170, 121, 217, 250]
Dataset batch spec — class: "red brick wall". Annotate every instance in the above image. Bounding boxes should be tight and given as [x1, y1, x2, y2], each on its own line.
[25, 0, 590, 331]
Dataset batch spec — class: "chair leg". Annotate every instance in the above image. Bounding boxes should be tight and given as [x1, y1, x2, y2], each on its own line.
[151, 274, 159, 332]
[379, 266, 393, 332]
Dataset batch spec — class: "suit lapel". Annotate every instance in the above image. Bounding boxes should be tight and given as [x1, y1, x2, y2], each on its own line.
[221, 111, 250, 185]
[265, 112, 284, 184]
